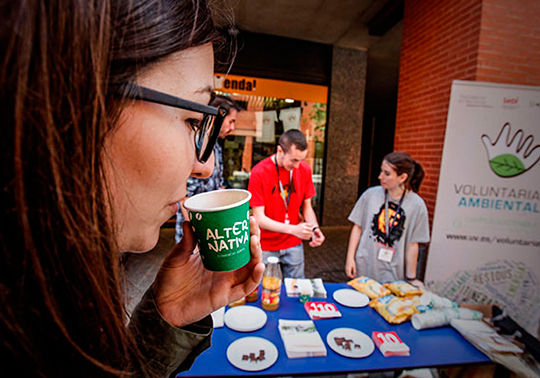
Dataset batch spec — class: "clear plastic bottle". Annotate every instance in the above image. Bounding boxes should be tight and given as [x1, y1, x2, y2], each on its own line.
[246, 286, 259, 302]
[262, 256, 282, 311]
[228, 296, 246, 307]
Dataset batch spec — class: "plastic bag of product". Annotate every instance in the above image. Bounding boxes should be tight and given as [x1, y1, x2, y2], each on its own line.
[384, 280, 424, 297]
[348, 276, 391, 299]
[369, 294, 420, 324]
[411, 308, 483, 330]
[418, 291, 458, 309]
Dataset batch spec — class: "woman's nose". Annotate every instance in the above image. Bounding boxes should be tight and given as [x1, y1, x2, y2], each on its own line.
[191, 152, 215, 179]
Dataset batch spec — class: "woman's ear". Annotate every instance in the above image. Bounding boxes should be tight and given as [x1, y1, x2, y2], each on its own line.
[398, 172, 408, 185]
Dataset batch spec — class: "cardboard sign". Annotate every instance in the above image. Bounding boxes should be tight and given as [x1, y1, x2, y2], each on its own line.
[304, 301, 342, 320]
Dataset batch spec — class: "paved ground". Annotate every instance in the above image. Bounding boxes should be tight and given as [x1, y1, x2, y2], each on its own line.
[304, 225, 351, 283]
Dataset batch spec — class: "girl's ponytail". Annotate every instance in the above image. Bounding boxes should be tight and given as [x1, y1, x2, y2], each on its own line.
[409, 160, 425, 192]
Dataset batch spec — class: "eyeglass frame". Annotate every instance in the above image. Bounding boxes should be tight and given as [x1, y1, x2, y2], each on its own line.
[121, 83, 227, 163]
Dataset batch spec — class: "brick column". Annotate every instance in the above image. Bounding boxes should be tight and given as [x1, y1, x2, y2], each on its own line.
[322, 46, 367, 226]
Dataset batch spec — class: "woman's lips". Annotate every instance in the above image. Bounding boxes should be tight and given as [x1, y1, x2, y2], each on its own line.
[169, 202, 179, 214]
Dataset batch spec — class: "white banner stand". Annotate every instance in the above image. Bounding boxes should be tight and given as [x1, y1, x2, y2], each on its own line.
[426, 80, 540, 336]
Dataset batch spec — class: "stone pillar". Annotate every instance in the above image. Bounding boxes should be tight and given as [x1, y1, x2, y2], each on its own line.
[322, 46, 367, 226]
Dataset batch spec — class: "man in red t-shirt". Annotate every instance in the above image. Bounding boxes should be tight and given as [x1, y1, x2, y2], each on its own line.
[248, 130, 325, 278]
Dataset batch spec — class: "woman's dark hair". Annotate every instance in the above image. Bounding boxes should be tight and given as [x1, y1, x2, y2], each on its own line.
[0, 0, 233, 376]
[278, 129, 308, 153]
[383, 152, 425, 192]
[209, 94, 243, 114]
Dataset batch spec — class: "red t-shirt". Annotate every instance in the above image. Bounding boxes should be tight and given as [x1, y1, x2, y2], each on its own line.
[248, 155, 316, 251]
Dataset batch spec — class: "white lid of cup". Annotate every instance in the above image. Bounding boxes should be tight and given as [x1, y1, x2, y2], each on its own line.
[183, 189, 251, 212]
[267, 256, 279, 264]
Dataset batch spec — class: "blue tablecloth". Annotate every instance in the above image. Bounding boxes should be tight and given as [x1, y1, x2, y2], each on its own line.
[178, 283, 490, 377]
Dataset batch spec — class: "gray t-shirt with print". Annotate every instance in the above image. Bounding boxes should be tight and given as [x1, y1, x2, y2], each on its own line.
[348, 186, 430, 283]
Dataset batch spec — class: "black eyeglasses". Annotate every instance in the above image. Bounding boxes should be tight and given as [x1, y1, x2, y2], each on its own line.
[122, 83, 227, 163]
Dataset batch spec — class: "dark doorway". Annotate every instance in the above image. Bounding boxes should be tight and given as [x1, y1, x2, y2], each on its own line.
[359, 22, 403, 194]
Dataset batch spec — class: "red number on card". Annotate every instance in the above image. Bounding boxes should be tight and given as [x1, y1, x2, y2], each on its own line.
[310, 303, 337, 314]
[375, 332, 401, 344]
[305, 301, 340, 318]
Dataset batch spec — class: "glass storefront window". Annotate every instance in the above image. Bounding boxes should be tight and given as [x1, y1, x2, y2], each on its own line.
[214, 74, 327, 217]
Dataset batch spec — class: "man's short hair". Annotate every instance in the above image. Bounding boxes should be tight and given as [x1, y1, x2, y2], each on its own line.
[210, 94, 242, 115]
[278, 129, 308, 153]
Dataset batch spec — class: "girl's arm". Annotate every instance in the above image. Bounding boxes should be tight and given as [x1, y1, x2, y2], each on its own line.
[345, 224, 362, 278]
[405, 242, 424, 288]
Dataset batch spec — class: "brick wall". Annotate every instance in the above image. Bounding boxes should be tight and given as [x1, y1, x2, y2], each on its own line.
[395, 0, 483, 224]
[395, 0, 540, 226]
[476, 0, 540, 85]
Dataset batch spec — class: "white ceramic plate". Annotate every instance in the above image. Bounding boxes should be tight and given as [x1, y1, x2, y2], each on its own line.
[224, 305, 267, 332]
[226, 336, 278, 371]
[333, 289, 370, 307]
[326, 327, 375, 358]
[210, 306, 225, 328]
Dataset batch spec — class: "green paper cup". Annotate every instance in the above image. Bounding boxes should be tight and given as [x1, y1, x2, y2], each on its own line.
[183, 189, 251, 272]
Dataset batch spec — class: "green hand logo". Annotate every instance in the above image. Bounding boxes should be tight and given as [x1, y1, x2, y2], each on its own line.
[481, 123, 539, 178]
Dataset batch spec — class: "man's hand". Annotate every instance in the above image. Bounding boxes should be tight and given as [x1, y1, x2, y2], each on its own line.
[290, 222, 314, 240]
[309, 227, 325, 247]
[151, 216, 265, 328]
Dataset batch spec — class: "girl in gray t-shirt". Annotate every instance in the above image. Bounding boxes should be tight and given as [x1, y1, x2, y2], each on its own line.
[345, 152, 430, 286]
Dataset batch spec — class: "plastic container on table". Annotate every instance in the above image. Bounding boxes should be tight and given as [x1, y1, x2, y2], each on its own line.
[246, 286, 259, 302]
[228, 297, 246, 307]
[262, 256, 282, 311]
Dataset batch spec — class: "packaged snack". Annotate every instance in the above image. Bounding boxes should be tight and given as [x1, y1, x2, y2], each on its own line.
[369, 294, 419, 324]
[348, 276, 391, 299]
[384, 280, 423, 297]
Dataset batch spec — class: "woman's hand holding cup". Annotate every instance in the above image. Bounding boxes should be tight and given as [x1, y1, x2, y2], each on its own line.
[152, 216, 264, 328]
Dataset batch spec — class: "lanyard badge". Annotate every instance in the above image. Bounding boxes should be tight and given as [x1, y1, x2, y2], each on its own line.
[377, 243, 395, 262]
[275, 156, 293, 224]
[378, 190, 406, 262]
[284, 213, 290, 225]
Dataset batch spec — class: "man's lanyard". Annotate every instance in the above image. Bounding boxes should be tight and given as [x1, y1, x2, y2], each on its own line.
[275, 155, 293, 214]
[384, 189, 406, 240]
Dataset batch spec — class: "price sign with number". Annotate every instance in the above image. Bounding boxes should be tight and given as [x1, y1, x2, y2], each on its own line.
[304, 301, 342, 319]
[371, 331, 410, 357]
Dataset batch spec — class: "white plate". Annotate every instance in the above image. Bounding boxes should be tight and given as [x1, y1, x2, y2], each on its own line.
[333, 289, 370, 307]
[226, 336, 278, 371]
[210, 307, 225, 328]
[326, 327, 375, 358]
[224, 305, 267, 332]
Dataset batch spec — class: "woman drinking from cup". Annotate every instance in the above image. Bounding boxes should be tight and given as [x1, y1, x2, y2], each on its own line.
[0, 0, 264, 376]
